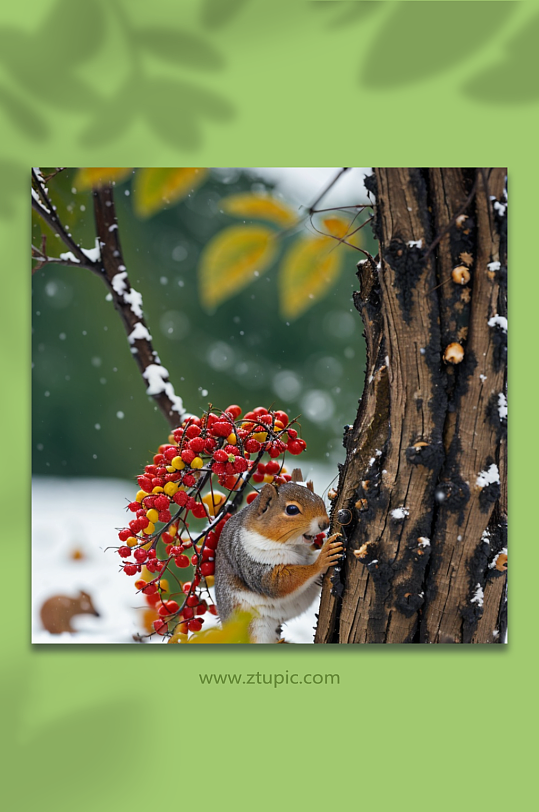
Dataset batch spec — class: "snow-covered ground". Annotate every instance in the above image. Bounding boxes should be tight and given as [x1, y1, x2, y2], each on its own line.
[32, 475, 329, 644]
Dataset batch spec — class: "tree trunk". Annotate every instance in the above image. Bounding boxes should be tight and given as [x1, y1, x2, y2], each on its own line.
[315, 168, 507, 644]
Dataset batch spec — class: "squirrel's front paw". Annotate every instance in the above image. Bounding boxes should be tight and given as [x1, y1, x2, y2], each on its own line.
[318, 534, 345, 572]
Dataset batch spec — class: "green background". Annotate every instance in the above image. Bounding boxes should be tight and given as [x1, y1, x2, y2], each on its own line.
[2, 1, 530, 810]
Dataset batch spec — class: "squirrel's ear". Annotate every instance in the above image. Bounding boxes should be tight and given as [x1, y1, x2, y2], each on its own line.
[291, 468, 304, 483]
[256, 483, 278, 515]
[306, 480, 314, 492]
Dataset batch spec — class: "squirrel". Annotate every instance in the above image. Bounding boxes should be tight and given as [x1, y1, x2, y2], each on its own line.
[215, 468, 344, 643]
[40, 590, 100, 634]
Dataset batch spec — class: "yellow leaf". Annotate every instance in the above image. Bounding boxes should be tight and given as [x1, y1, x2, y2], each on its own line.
[199, 225, 277, 311]
[279, 236, 341, 320]
[222, 193, 297, 227]
[75, 168, 133, 190]
[186, 610, 253, 644]
[134, 167, 207, 218]
[322, 215, 363, 246]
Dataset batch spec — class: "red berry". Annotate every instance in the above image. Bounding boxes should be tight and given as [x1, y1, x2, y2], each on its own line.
[205, 531, 218, 550]
[245, 438, 261, 453]
[185, 424, 201, 439]
[143, 496, 156, 508]
[253, 406, 269, 417]
[212, 462, 226, 475]
[183, 474, 196, 487]
[146, 593, 160, 607]
[186, 595, 199, 607]
[153, 454, 165, 465]
[153, 619, 168, 635]
[246, 492, 258, 504]
[181, 448, 195, 464]
[200, 561, 215, 576]
[182, 606, 194, 620]
[134, 548, 148, 563]
[191, 553, 199, 566]
[118, 546, 131, 557]
[188, 437, 204, 453]
[191, 503, 207, 519]
[148, 548, 157, 559]
[287, 439, 303, 455]
[158, 600, 180, 617]
[188, 619, 203, 632]
[118, 529, 130, 541]
[258, 413, 272, 425]
[213, 449, 228, 463]
[158, 510, 172, 523]
[128, 501, 140, 512]
[153, 495, 169, 511]
[287, 428, 298, 439]
[173, 490, 188, 506]
[142, 583, 157, 595]
[275, 410, 289, 427]
[195, 601, 207, 616]
[175, 555, 190, 568]
[225, 404, 242, 419]
[138, 516, 150, 529]
[124, 564, 137, 576]
[182, 582, 192, 594]
[265, 460, 280, 475]
[252, 473, 264, 483]
[137, 476, 152, 493]
[201, 546, 214, 561]
[209, 604, 218, 616]
[212, 420, 232, 437]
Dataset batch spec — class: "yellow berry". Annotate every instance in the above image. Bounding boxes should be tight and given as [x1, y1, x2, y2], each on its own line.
[126, 536, 138, 547]
[253, 431, 267, 442]
[263, 474, 274, 484]
[205, 575, 215, 588]
[166, 465, 175, 473]
[143, 522, 155, 535]
[152, 486, 164, 494]
[136, 490, 147, 502]
[158, 579, 169, 592]
[164, 481, 179, 497]
[226, 433, 237, 445]
[168, 434, 175, 444]
[172, 456, 185, 470]
[169, 524, 178, 537]
[191, 456, 204, 469]
[202, 491, 225, 517]
[168, 632, 188, 644]
[146, 508, 159, 523]
[274, 420, 284, 430]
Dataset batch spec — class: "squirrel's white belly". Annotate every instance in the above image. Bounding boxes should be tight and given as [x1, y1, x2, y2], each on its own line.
[237, 528, 321, 622]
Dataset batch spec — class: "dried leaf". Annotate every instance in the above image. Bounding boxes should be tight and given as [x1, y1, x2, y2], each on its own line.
[223, 193, 298, 227]
[199, 224, 277, 310]
[279, 236, 341, 320]
[134, 168, 208, 218]
[75, 168, 133, 190]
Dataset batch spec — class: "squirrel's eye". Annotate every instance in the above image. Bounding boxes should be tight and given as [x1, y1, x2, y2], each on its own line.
[285, 505, 300, 516]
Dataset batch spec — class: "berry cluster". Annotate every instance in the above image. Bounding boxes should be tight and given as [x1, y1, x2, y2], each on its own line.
[113, 404, 307, 642]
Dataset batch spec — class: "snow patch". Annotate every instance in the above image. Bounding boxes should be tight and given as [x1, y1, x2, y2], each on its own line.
[128, 322, 152, 344]
[487, 260, 501, 272]
[111, 272, 128, 295]
[470, 584, 484, 607]
[476, 464, 500, 489]
[498, 393, 507, 420]
[142, 364, 184, 415]
[418, 537, 430, 548]
[407, 239, 423, 249]
[124, 287, 143, 318]
[488, 314, 507, 333]
[391, 507, 409, 520]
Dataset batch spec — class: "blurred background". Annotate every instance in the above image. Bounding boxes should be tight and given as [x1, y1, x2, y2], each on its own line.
[31, 166, 373, 641]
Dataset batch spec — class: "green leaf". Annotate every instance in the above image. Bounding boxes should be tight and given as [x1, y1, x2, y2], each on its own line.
[133, 168, 208, 218]
[279, 235, 341, 320]
[199, 224, 277, 311]
[75, 168, 133, 191]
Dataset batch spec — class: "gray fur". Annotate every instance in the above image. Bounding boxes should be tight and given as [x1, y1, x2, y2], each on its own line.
[214, 482, 327, 621]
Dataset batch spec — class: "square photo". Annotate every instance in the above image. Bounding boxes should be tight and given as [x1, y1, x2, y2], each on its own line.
[31, 167, 507, 644]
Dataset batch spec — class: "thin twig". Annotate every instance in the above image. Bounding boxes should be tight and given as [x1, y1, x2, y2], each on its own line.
[307, 167, 351, 215]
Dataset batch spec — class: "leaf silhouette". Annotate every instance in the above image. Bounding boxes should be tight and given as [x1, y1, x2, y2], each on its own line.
[199, 0, 251, 30]
[0, 85, 48, 139]
[463, 10, 539, 103]
[199, 224, 277, 311]
[0, 29, 98, 110]
[37, 0, 105, 67]
[134, 168, 208, 218]
[279, 236, 341, 321]
[137, 27, 224, 70]
[222, 192, 298, 227]
[142, 78, 234, 150]
[361, 1, 516, 88]
[312, 0, 381, 28]
[78, 85, 138, 147]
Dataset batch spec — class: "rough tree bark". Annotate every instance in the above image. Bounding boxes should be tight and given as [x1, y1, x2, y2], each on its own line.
[316, 168, 507, 645]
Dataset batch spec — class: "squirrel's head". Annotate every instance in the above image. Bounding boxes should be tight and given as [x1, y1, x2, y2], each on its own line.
[245, 468, 329, 545]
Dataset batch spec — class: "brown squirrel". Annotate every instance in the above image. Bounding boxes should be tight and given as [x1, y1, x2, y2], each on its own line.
[215, 469, 344, 643]
[40, 590, 100, 634]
